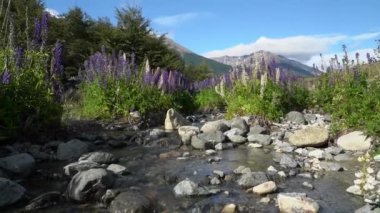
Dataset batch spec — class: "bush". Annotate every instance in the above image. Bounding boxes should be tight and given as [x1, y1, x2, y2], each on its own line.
[195, 89, 225, 112]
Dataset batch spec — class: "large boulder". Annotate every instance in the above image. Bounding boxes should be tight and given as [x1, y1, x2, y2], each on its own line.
[24, 191, 61, 211]
[67, 168, 114, 202]
[230, 117, 249, 134]
[173, 179, 199, 197]
[110, 191, 152, 213]
[285, 111, 306, 124]
[198, 131, 226, 144]
[178, 126, 200, 145]
[78, 152, 117, 164]
[289, 127, 328, 147]
[237, 172, 268, 188]
[247, 134, 272, 145]
[64, 161, 104, 176]
[0, 153, 35, 177]
[191, 135, 209, 150]
[277, 193, 319, 213]
[57, 139, 89, 161]
[0, 178, 26, 207]
[337, 131, 372, 151]
[164, 108, 190, 130]
[227, 134, 247, 144]
[200, 120, 229, 133]
[251, 181, 277, 195]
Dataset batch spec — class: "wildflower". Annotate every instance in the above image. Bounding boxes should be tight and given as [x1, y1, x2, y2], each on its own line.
[52, 42, 63, 75]
[355, 171, 364, 178]
[367, 167, 374, 174]
[15, 47, 24, 69]
[1, 69, 11, 85]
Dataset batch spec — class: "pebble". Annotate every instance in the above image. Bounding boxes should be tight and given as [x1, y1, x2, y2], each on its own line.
[302, 181, 314, 189]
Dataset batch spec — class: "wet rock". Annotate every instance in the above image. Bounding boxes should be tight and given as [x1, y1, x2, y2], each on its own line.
[164, 108, 190, 130]
[78, 152, 117, 164]
[373, 154, 380, 162]
[278, 171, 287, 178]
[277, 193, 319, 213]
[215, 143, 233, 151]
[159, 150, 181, 159]
[178, 126, 200, 145]
[173, 179, 199, 197]
[110, 191, 152, 213]
[227, 134, 247, 144]
[57, 139, 89, 161]
[148, 128, 166, 139]
[346, 185, 363, 195]
[108, 140, 126, 148]
[297, 173, 313, 179]
[337, 131, 372, 151]
[208, 157, 222, 164]
[205, 149, 217, 156]
[198, 131, 226, 145]
[28, 146, 50, 161]
[289, 127, 328, 147]
[251, 181, 277, 195]
[275, 141, 294, 153]
[213, 170, 225, 178]
[295, 148, 309, 156]
[249, 125, 269, 135]
[101, 189, 119, 205]
[280, 154, 298, 168]
[260, 197, 271, 204]
[67, 168, 115, 202]
[191, 135, 208, 150]
[302, 181, 314, 189]
[308, 149, 325, 159]
[222, 203, 237, 213]
[64, 161, 104, 176]
[0, 178, 25, 207]
[237, 172, 268, 188]
[231, 118, 249, 134]
[324, 146, 343, 155]
[355, 204, 380, 213]
[0, 153, 35, 177]
[24, 191, 61, 211]
[247, 134, 272, 145]
[234, 166, 251, 174]
[248, 143, 263, 148]
[285, 111, 305, 124]
[210, 177, 221, 185]
[224, 128, 245, 137]
[107, 164, 128, 175]
[267, 166, 278, 173]
[201, 120, 229, 133]
[334, 153, 353, 161]
[319, 162, 344, 171]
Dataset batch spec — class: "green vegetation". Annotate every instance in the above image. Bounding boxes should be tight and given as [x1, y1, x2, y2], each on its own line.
[195, 89, 226, 112]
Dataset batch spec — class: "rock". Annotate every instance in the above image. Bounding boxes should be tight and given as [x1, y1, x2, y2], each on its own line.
[57, 139, 89, 161]
[280, 154, 298, 168]
[234, 166, 251, 174]
[231, 118, 249, 134]
[334, 153, 353, 161]
[201, 120, 229, 133]
[224, 128, 245, 137]
[107, 164, 128, 175]
[295, 148, 309, 156]
[210, 177, 221, 185]
[289, 127, 329, 147]
[198, 131, 226, 144]
[191, 135, 208, 150]
[278, 171, 287, 178]
[285, 111, 305, 124]
[247, 134, 272, 145]
[0, 153, 35, 177]
[304, 114, 317, 124]
[222, 203, 237, 213]
[346, 185, 363, 195]
[215, 143, 234, 151]
[205, 149, 217, 156]
[78, 152, 117, 164]
[251, 181, 277, 195]
[213, 170, 225, 178]
[249, 125, 269, 134]
[173, 179, 199, 197]
[237, 172, 268, 188]
[178, 126, 200, 145]
[308, 149, 325, 159]
[110, 191, 152, 213]
[159, 151, 181, 159]
[148, 128, 166, 139]
[67, 168, 114, 202]
[248, 143, 263, 148]
[374, 155, 380, 162]
[267, 166, 278, 173]
[108, 140, 126, 148]
[337, 131, 372, 151]
[377, 171, 380, 181]
[64, 161, 104, 176]
[297, 173, 313, 179]
[0, 178, 25, 207]
[302, 181, 314, 189]
[277, 193, 319, 213]
[324, 146, 343, 155]
[260, 197, 271, 204]
[24, 191, 61, 211]
[319, 162, 344, 171]
[28, 147, 50, 161]
[355, 204, 380, 213]
[164, 108, 190, 130]
[227, 134, 247, 144]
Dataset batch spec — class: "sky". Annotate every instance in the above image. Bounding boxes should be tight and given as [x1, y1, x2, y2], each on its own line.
[44, 0, 379, 68]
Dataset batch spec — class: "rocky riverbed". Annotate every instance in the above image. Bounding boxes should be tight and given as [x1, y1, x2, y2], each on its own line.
[0, 110, 379, 212]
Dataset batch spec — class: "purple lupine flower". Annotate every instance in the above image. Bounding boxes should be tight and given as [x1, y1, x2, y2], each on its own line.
[40, 12, 49, 48]
[1, 69, 11, 85]
[151, 68, 161, 86]
[52, 42, 64, 75]
[33, 18, 41, 46]
[15, 47, 24, 69]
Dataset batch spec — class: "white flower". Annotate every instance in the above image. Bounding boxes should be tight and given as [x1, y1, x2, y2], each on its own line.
[355, 172, 364, 178]
[366, 167, 374, 174]
[358, 156, 365, 162]
[354, 179, 363, 185]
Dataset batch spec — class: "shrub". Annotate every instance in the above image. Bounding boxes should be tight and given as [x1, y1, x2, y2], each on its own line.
[195, 89, 225, 112]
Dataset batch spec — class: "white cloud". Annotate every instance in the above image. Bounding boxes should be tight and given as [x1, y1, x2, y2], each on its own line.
[153, 12, 200, 27]
[203, 32, 380, 66]
[45, 8, 60, 18]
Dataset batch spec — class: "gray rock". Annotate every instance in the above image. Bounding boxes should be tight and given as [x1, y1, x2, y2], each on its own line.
[377, 171, 380, 181]
[201, 120, 229, 133]
[319, 162, 344, 171]
[374, 154, 380, 162]
[164, 108, 190, 130]
[346, 185, 362, 195]
[0, 153, 35, 177]
[231, 117, 249, 134]
[285, 111, 305, 124]
[178, 126, 200, 145]
[67, 168, 114, 202]
[227, 134, 247, 144]
[0, 178, 26, 207]
[191, 135, 208, 150]
[213, 170, 225, 178]
[210, 177, 221, 185]
[334, 153, 353, 161]
[297, 173, 313, 179]
[289, 127, 329, 147]
[107, 164, 128, 175]
[249, 125, 269, 135]
[205, 149, 217, 156]
[355, 204, 380, 213]
[324, 146, 343, 155]
[215, 143, 234, 151]
[78, 152, 117, 164]
[110, 191, 152, 213]
[277, 193, 319, 213]
[173, 179, 199, 196]
[149, 128, 166, 138]
[248, 143, 263, 148]
[198, 131, 226, 144]
[304, 114, 317, 124]
[308, 149, 325, 159]
[64, 161, 104, 176]
[302, 181, 314, 189]
[337, 131, 372, 151]
[224, 128, 245, 137]
[57, 139, 89, 161]
[24, 191, 61, 211]
[251, 181, 277, 195]
[247, 134, 272, 145]
[234, 165, 251, 174]
[237, 172, 268, 188]
[280, 155, 298, 168]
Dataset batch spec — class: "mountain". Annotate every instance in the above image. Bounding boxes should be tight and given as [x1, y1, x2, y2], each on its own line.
[212, 50, 321, 77]
[164, 38, 232, 74]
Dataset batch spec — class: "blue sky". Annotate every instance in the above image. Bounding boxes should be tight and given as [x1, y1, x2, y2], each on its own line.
[44, 0, 379, 67]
